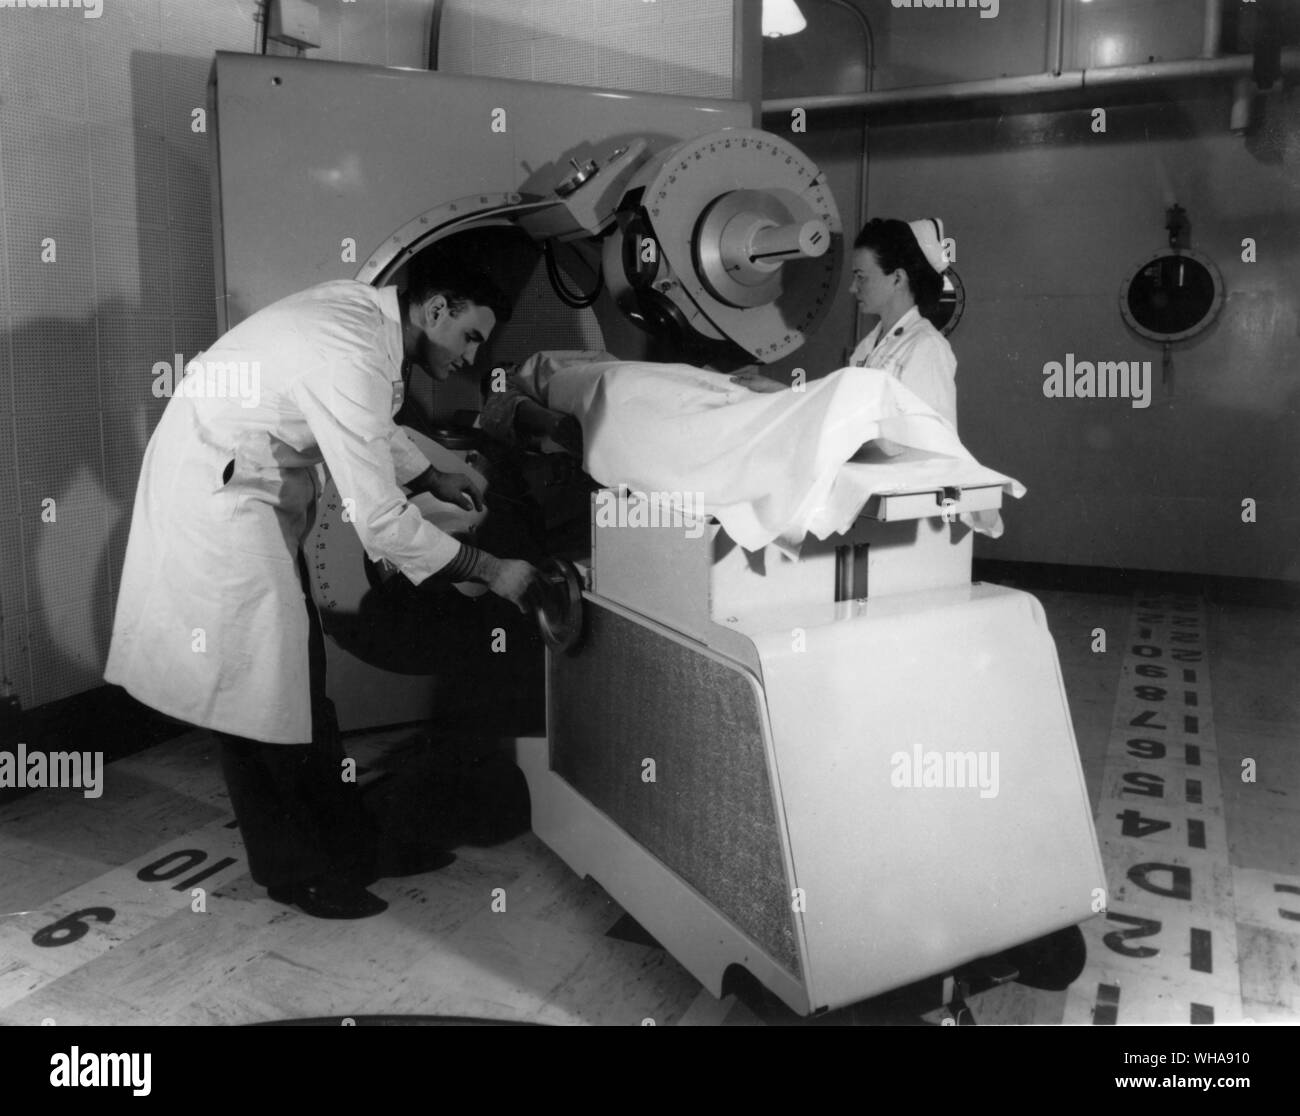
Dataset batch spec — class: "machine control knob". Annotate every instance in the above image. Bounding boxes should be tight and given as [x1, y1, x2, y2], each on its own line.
[695, 188, 829, 309]
[749, 218, 830, 263]
[535, 557, 584, 652]
[555, 157, 600, 198]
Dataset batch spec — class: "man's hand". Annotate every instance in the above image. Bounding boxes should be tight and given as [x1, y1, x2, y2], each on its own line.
[422, 467, 485, 512]
[475, 555, 544, 613]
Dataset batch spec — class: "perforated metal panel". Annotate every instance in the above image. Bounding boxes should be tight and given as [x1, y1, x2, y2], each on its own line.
[158, 58, 214, 148]
[471, 39, 533, 80]
[91, 126, 169, 225]
[0, 517, 25, 622]
[661, 9, 735, 99]
[160, 0, 254, 64]
[491, 257, 605, 360]
[598, 0, 662, 30]
[102, 408, 162, 508]
[27, 505, 111, 610]
[0, 0, 426, 712]
[464, 0, 535, 43]
[97, 317, 174, 409]
[0, 311, 12, 416]
[594, 30, 663, 94]
[14, 411, 103, 517]
[167, 227, 217, 319]
[165, 143, 210, 227]
[0, 15, 88, 119]
[86, 1, 166, 131]
[436, 1, 472, 60]
[4, 211, 95, 319]
[0, 415, 16, 518]
[441, 0, 737, 100]
[530, 35, 598, 86]
[0, 598, 32, 707]
[11, 322, 98, 416]
[337, 0, 390, 65]
[172, 318, 218, 364]
[25, 594, 114, 709]
[95, 224, 172, 310]
[550, 602, 801, 976]
[0, 115, 92, 221]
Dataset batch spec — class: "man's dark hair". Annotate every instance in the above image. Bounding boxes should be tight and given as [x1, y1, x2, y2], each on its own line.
[853, 218, 942, 319]
[408, 263, 513, 324]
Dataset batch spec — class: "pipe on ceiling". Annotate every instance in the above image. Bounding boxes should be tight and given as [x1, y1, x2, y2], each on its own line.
[1047, 0, 1065, 78]
[1202, 0, 1224, 60]
[820, 0, 876, 368]
[761, 49, 1299, 117]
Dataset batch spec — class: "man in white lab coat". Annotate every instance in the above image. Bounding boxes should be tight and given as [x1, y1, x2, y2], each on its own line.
[106, 268, 542, 919]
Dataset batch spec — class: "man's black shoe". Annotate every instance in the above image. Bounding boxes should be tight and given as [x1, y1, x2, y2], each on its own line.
[267, 879, 389, 919]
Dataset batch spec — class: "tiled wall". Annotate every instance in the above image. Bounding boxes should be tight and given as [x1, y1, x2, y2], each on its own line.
[437, 0, 735, 97]
[0, 0, 742, 713]
[0, 0, 433, 711]
[766, 0, 1300, 581]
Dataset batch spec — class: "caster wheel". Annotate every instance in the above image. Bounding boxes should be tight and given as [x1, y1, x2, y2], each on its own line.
[1005, 925, 1087, 991]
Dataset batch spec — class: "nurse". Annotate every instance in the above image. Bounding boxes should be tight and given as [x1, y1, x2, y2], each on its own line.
[849, 217, 959, 430]
[106, 267, 544, 920]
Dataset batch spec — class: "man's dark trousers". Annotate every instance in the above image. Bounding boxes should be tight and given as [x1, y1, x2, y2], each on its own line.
[213, 551, 373, 890]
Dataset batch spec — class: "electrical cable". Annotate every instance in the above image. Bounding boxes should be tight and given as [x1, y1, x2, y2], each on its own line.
[427, 0, 446, 69]
[544, 242, 603, 309]
[824, 0, 875, 359]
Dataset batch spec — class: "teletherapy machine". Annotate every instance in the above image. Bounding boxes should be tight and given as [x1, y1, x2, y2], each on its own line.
[209, 53, 1103, 1015]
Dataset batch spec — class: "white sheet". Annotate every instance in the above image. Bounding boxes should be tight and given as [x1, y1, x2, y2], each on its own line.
[512, 352, 1026, 553]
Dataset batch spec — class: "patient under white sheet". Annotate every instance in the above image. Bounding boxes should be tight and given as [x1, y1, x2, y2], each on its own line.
[480, 351, 1025, 553]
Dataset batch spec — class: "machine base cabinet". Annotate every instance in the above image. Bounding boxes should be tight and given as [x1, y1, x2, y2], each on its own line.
[516, 734, 813, 1015]
[519, 585, 1105, 1016]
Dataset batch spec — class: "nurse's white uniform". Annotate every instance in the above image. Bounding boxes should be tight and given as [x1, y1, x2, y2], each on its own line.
[105, 280, 461, 744]
[850, 305, 958, 430]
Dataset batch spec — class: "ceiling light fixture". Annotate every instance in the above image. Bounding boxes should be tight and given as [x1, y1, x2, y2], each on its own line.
[763, 0, 807, 38]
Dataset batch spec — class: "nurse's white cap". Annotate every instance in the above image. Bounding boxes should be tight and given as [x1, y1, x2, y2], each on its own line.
[908, 217, 947, 274]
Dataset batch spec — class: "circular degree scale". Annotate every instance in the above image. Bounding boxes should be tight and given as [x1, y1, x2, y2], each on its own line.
[638, 129, 843, 363]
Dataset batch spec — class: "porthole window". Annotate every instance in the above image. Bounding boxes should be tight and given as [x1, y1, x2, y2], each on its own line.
[930, 267, 965, 337]
[1120, 249, 1223, 343]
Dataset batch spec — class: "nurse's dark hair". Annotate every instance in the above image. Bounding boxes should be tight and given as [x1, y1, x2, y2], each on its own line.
[853, 218, 942, 317]
[408, 264, 513, 323]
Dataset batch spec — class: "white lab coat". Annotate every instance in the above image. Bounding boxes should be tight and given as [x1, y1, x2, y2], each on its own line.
[850, 306, 958, 429]
[105, 281, 461, 744]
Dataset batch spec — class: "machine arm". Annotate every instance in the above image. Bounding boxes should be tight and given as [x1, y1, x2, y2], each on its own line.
[517, 129, 844, 366]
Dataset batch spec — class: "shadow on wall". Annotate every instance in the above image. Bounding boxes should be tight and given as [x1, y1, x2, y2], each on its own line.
[4, 0, 476, 719]
[3, 41, 223, 712]
[3, 298, 207, 713]
[457, 8, 735, 99]
[4, 46, 224, 712]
